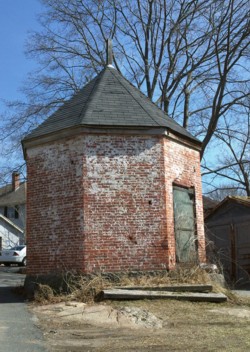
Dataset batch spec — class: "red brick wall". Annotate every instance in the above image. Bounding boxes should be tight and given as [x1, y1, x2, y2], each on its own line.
[25, 133, 205, 275]
[162, 138, 206, 269]
[82, 134, 167, 272]
[26, 137, 85, 275]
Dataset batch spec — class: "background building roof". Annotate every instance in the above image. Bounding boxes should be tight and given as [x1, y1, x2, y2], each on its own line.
[205, 196, 250, 219]
[0, 182, 26, 206]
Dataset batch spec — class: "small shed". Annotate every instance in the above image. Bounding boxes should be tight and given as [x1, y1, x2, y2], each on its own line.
[205, 196, 250, 285]
[22, 54, 206, 281]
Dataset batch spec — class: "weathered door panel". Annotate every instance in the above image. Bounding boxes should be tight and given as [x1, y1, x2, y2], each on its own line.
[235, 222, 250, 284]
[173, 187, 197, 263]
[206, 224, 232, 280]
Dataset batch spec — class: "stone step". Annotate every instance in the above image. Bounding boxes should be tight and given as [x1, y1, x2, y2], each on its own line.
[102, 289, 227, 303]
[115, 284, 213, 293]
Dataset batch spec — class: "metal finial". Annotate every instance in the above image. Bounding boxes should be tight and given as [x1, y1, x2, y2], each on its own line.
[106, 39, 113, 66]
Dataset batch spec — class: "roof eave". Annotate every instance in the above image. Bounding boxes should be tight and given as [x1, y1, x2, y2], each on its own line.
[166, 128, 201, 147]
[205, 196, 250, 220]
[22, 124, 202, 157]
[0, 214, 24, 233]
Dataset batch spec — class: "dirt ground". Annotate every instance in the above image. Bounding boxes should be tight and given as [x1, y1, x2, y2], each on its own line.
[31, 296, 250, 352]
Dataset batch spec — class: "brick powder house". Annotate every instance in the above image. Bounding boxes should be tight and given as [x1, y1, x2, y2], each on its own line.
[22, 60, 206, 280]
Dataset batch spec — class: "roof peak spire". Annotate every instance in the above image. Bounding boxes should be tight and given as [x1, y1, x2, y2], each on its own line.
[106, 39, 114, 68]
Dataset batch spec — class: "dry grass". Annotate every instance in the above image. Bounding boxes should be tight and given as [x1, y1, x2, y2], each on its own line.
[32, 265, 235, 304]
[34, 284, 57, 303]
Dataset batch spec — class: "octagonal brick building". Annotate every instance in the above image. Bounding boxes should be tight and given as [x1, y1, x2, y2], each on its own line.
[22, 64, 206, 278]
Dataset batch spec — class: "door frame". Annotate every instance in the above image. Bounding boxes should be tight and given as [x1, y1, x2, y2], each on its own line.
[173, 184, 198, 264]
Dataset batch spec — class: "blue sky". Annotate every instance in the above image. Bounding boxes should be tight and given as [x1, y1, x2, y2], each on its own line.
[0, 0, 42, 110]
[0, 1, 227, 193]
[0, 1, 43, 181]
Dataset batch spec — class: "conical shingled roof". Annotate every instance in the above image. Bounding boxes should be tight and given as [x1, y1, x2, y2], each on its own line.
[23, 66, 199, 143]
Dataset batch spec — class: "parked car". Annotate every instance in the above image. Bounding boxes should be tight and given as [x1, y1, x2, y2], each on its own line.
[0, 245, 26, 266]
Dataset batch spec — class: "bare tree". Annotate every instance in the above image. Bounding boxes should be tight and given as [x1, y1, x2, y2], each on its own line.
[199, 0, 250, 158]
[205, 185, 246, 201]
[1, 0, 250, 184]
[202, 103, 250, 196]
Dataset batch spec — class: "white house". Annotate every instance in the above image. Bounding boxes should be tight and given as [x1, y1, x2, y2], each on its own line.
[0, 173, 26, 249]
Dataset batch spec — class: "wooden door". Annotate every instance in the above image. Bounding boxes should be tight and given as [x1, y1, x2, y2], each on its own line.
[235, 221, 250, 284]
[173, 186, 197, 263]
[206, 223, 233, 281]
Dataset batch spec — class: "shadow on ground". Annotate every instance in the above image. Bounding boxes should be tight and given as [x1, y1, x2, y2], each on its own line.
[0, 286, 25, 303]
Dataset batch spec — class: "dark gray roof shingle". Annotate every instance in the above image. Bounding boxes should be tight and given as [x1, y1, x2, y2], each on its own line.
[23, 66, 199, 143]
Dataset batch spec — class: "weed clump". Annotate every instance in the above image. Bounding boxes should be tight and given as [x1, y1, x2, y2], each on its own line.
[31, 266, 232, 304]
[34, 284, 55, 303]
